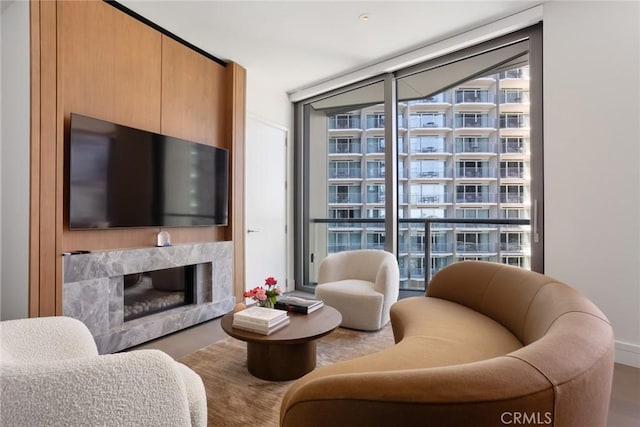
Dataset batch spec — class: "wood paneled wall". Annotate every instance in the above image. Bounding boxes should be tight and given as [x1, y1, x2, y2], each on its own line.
[29, 0, 246, 316]
[225, 63, 247, 302]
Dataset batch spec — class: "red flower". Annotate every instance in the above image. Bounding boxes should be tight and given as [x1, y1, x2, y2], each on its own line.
[244, 277, 281, 306]
[243, 286, 267, 301]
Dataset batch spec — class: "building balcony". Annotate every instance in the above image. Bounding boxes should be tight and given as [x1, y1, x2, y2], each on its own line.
[499, 116, 530, 129]
[409, 194, 453, 204]
[455, 91, 492, 104]
[329, 143, 363, 155]
[328, 243, 364, 253]
[456, 242, 496, 253]
[499, 69, 530, 80]
[409, 119, 447, 129]
[367, 169, 386, 179]
[327, 222, 363, 230]
[328, 117, 362, 130]
[499, 91, 530, 104]
[500, 242, 527, 252]
[410, 144, 453, 155]
[366, 195, 386, 204]
[500, 167, 527, 179]
[455, 222, 498, 230]
[411, 170, 448, 179]
[457, 167, 495, 178]
[456, 193, 497, 204]
[500, 194, 525, 204]
[406, 94, 450, 105]
[456, 141, 496, 154]
[328, 169, 362, 179]
[366, 119, 385, 129]
[454, 117, 494, 128]
[329, 195, 362, 204]
[500, 141, 530, 155]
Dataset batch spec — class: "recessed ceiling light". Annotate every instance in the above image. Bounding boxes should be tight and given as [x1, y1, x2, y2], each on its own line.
[358, 13, 370, 22]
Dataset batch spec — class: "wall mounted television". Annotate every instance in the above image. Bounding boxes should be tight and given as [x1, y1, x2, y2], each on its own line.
[68, 113, 229, 230]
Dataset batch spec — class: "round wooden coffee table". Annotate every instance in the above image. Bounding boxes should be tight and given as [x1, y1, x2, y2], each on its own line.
[221, 305, 342, 381]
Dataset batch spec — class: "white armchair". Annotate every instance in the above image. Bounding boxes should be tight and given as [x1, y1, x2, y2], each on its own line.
[0, 316, 206, 427]
[314, 249, 400, 331]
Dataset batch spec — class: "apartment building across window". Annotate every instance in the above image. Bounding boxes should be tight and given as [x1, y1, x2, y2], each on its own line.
[299, 31, 540, 291]
[312, 66, 533, 289]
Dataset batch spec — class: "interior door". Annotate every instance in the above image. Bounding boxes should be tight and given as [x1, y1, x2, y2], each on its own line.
[245, 116, 288, 294]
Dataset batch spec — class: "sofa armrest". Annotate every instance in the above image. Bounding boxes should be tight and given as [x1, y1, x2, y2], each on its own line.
[317, 253, 343, 284]
[281, 356, 554, 427]
[373, 257, 399, 297]
[0, 316, 98, 364]
[1, 349, 194, 427]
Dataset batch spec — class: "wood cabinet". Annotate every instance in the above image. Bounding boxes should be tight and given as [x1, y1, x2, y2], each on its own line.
[59, 0, 162, 130]
[161, 36, 224, 146]
[30, 0, 245, 316]
[160, 36, 228, 243]
[59, 0, 165, 253]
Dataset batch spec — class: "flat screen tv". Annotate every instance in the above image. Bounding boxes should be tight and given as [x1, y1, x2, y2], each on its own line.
[68, 113, 229, 229]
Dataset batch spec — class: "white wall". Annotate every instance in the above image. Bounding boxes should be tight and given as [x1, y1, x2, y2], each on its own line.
[246, 73, 292, 130]
[1, 0, 30, 320]
[543, 1, 640, 366]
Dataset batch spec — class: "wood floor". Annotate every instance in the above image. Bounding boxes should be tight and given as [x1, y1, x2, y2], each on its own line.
[133, 318, 640, 427]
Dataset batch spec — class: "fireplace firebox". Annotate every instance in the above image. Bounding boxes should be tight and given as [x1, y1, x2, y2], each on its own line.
[123, 265, 195, 321]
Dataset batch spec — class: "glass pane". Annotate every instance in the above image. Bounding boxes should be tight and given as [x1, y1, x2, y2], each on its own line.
[305, 81, 385, 286]
[398, 64, 532, 289]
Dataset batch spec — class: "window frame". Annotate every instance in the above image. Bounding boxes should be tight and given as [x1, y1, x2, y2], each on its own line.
[294, 24, 543, 291]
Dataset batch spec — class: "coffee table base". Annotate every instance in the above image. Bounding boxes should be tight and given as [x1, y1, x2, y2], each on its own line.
[247, 341, 316, 381]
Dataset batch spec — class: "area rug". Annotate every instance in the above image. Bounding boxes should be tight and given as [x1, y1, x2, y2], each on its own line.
[178, 325, 394, 427]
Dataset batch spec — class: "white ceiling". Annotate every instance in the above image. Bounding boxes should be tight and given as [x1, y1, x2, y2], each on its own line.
[120, 0, 544, 94]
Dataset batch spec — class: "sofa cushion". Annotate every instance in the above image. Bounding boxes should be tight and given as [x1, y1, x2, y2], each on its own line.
[391, 297, 523, 360]
[315, 280, 384, 330]
[289, 296, 522, 386]
[316, 279, 381, 299]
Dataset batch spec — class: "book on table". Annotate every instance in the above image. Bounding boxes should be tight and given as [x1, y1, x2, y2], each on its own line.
[233, 306, 288, 327]
[232, 315, 290, 335]
[274, 296, 324, 314]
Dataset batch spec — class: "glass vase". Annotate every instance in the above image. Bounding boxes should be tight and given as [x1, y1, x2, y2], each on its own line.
[260, 296, 277, 309]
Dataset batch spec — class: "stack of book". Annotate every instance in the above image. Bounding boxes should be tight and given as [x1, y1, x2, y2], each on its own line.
[275, 296, 324, 314]
[232, 306, 290, 335]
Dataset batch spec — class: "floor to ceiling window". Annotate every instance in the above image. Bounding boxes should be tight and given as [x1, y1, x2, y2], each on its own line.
[295, 24, 542, 293]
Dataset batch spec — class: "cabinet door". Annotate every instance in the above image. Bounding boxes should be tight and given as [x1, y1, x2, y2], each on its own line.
[59, 0, 161, 131]
[160, 35, 225, 147]
[60, 0, 163, 252]
[112, 9, 162, 130]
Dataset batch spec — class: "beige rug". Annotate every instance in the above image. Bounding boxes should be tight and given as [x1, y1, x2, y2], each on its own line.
[178, 325, 394, 427]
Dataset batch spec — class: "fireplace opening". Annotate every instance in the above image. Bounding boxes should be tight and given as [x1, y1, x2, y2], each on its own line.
[123, 265, 195, 322]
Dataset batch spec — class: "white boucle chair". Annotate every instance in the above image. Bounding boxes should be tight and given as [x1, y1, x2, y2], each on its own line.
[314, 249, 400, 331]
[0, 316, 206, 427]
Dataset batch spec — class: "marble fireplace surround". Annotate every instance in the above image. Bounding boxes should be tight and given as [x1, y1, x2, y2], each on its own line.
[63, 241, 235, 354]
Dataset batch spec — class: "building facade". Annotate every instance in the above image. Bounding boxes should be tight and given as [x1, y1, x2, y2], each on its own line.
[325, 67, 531, 290]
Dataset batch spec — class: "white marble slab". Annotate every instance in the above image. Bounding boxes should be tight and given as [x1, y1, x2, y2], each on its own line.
[63, 242, 235, 354]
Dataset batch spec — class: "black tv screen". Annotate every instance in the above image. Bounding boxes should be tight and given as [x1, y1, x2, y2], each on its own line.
[68, 113, 229, 229]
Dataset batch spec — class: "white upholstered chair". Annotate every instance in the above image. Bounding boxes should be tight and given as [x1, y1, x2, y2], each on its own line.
[314, 249, 400, 331]
[0, 316, 207, 427]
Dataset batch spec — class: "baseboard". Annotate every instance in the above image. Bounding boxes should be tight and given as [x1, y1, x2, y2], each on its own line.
[615, 341, 640, 368]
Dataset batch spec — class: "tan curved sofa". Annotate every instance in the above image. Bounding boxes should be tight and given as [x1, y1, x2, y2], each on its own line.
[280, 261, 615, 427]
